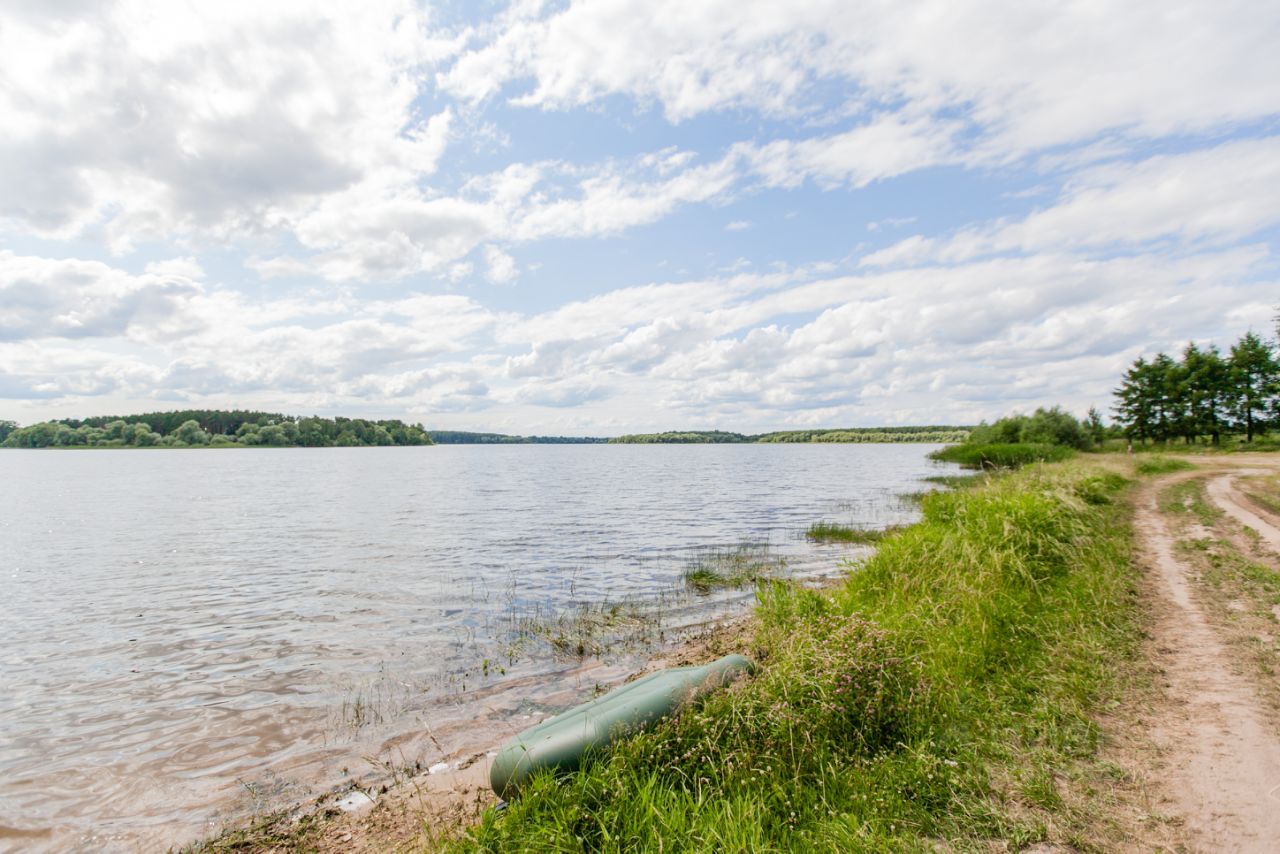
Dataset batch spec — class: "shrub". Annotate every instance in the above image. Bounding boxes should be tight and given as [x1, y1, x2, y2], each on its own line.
[929, 442, 1074, 469]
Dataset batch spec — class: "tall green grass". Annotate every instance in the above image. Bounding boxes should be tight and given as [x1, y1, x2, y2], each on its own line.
[681, 546, 786, 591]
[929, 442, 1074, 469]
[1134, 456, 1194, 475]
[454, 462, 1138, 851]
[805, 522, 902, 543]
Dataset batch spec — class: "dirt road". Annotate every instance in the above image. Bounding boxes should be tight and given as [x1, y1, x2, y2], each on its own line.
[1205, 471, 1280, 555]
[1135, 460, 1280, 853]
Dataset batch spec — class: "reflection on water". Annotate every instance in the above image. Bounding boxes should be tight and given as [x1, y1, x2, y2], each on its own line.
[0, 443, 950, 851]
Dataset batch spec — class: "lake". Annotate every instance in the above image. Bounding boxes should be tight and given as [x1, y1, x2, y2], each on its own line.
[0, 443, 953, 851]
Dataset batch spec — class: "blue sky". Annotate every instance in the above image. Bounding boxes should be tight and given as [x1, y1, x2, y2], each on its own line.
[1, 0, 1278, 433]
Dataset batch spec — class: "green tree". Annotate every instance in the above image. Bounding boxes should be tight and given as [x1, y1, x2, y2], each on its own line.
[968, 415, 1028, 445]
[1114, 357, 1157, 444]
[4, 422, 59, 447]
[1181, 343, 1230, 444]
[76, 425, 104, 445]
[235, 422, 261, 444]
[256, 424, 287, 445]
[0, 420, 16, 443]
[296, 417, 333, 446]
[52, 424, 77, 446]
[1085, 407, 1106, 448]
[1020, 406, 1088, 449]
[1228, 332, 1279, 442]
[1147, 353, 1182, 442]
[173, 419, 211, 446]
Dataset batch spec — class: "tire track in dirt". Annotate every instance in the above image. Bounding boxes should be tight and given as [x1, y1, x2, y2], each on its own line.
[1135, 472, 1280, 853]
[1206, 471, 1280, 555]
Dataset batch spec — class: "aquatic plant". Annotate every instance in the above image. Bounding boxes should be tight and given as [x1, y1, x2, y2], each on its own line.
[681, 546, 786, 591]
[804, 522, 900, 543]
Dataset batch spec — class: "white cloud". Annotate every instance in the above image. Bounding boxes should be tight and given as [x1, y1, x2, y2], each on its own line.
[740, 115, 960, 189]
[443, 0, 1280, 158]
[0, 251, 206, 342]
[2, 2, 1278, 433]
[3, 242, 1275, 430]
[864, 136, 1280, 267]
[144, 257, 206, 279]
[0, 1, 450, 249]
[483, 245, 519, 284]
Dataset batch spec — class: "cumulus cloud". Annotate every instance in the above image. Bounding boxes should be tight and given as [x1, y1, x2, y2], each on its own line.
[863, 136, 1280, 267]
[3, 239, 1276, 429]
[0, 2, 450, 249]
[483, 245, 518, 284]
[1, 2, 1277, 432]
[441, 0, 1280, 155]
[0, 252, 206, 342]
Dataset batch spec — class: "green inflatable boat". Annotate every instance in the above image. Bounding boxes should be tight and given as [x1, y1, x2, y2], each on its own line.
[489, 653, 756, 799]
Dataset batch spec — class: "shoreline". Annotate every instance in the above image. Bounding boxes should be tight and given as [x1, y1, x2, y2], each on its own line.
[181, 609, 769, 852]
[72, 450, 1280, 850]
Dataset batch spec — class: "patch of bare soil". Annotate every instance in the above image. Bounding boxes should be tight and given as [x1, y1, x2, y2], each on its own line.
[1129, 461, 1280, 853]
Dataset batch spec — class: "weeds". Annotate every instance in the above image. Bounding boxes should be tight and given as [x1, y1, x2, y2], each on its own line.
[922, 473, 987, 489]
[805, 522, 902, 544]
[180, 809, 327, 852]
[1239, 474, 1280, 517]
[1135, 456, 1195, 475]
[681, 545, 786, 592]
[1159, 479, 1223, 526]
[515, 600, 661, 658]
[455, 462, 1140, 852]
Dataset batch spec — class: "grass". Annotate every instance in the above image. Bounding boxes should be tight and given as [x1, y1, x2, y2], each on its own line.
[922, 473, 988, 489]
[805, 522, 902, 544]
[1160, 479, 1280, 720]
[1159, 479, 1223, 526]
[1238, 474, 1280, 517]
[452, 461, 1140, 852]
[929, 442, 1075, 469]
[1134, 456, 1195, 475]
[682, 545, 787, 592]
[515, 600, 663, 659]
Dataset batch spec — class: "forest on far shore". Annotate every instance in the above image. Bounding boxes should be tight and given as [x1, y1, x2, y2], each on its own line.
[0, 410, 433, 448]
[4, 319, 1277, 452]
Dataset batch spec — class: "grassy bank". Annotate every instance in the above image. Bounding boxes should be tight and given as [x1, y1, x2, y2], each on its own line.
[929, 442, 1074, 469]
[454, 461, 1139, 851]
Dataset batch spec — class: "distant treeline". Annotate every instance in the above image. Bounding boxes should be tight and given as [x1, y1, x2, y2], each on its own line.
[610, 427, 971, 444]
[929, 324, 1280, 471]
[1114, 330, 1279, 444]
[427, 431, 608, 444]
[1, 409, 433, 448]
[930, 406, 1105, 469]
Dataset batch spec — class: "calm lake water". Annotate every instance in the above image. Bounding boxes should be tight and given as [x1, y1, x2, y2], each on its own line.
[0, 443, 953, 851]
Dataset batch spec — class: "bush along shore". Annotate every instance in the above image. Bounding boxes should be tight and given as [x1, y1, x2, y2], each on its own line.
[452, 460, 1138, 851]
[0, 410, 433, 448]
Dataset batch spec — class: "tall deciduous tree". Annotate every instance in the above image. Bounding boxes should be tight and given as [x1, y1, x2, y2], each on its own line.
[1085, 407, 1106, 448]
